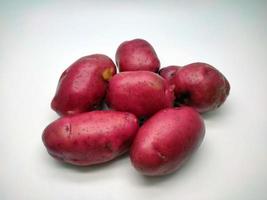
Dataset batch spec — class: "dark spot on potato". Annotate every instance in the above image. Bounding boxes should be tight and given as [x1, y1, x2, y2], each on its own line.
[64, 123, 72, 138]
[170, 73, 175, 77]
[64, 125, 70, 132]
[71, 158, 80, 162]
[57, 143, 63, 148]
[72, 140, 78, 146]
[122, 138, 132, 149]
[105, 142, 113, 152]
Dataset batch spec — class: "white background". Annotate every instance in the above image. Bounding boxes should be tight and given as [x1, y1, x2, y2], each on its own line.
[1, 1, 267, 200]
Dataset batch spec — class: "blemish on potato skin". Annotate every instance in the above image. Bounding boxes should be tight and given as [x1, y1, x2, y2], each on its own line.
[66, 123, 72, 138]
[105, 142, 113, 152]
[64, 124, 70, 132]
[72, 140, 78, 146]
[51, 54, 116, 116]
[147, 79, 162, 90]
[102, 67, 114, 81]
[152, 143, 168, 162]
[156, 151, 167, 161]
[71, 158, 79, 162]
[56, 143, 63, 148]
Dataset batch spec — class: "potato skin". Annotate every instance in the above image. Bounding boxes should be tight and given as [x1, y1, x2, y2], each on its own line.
[42, 111, 139, 166]
[173, 62, 230, 113]
[159, 65, 181, 84]
[130, 107, 205, 176]
[51, 54, 116, 116]
[115, 39, 160, 72]
[106, 71, 175, 118]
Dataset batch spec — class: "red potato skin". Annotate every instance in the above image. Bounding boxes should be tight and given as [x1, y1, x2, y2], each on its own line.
[51, 54, 117, 116]
[42, 111, 139, 166]
[159, 65, 181, 84]
[173, 63, 230, 113]
[130, 107, 205, 176]
[106, 71, 175, 118]
[115, 39, 160, 72]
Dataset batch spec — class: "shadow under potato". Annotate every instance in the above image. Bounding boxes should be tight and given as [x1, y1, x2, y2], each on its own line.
[47, 142, 205, 182]
[201, 102, 231, 121]
[136, 144, 206, 185]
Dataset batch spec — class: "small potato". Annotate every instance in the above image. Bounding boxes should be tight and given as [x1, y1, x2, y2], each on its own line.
[159, 65, 181, 84]
[51, 54, 116, 116]
[115, 39, 160, 72]
[106, 71, 175, 118]
[130, 107, 205, 176]
[173, 62, 230, 113]
[42, 111, 139, 166]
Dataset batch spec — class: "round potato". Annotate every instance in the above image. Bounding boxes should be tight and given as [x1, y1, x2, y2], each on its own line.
[115, 39, 160, 72]
[173, 62, 230, 113]
[106, 71, 175, 118]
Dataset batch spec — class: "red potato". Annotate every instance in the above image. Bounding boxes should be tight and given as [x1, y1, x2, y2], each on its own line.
[42, 111, 139, 166]
[106, 71, 175, 118]
[173, 62, 230, 113]
[159, 65, 181, 84]
[115, 39, 160, 72]
[130, 107, 205, 176]
[51, 54, 116, 116]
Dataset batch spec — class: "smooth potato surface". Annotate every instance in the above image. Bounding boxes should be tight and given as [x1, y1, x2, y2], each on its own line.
[106, 71, 175, 118]
[115, 39, 160, 72]
[51, 54, 116, 116]
[130, 107, 205, 176]
[173, 62, 230, 113]
[42, 111, 139, 166]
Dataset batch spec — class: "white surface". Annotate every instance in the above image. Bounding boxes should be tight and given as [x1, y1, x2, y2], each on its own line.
[1, 1, 267, 200]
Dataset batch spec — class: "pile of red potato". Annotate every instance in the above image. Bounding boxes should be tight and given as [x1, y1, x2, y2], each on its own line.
[42, 39, 230, 176]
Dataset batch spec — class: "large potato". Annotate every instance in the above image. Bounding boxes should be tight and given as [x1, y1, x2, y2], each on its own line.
[51, 54, 116, 116]
[130, 107, 205, 176]
[42, 111, 138, 166]
[106, 71, 175, 118]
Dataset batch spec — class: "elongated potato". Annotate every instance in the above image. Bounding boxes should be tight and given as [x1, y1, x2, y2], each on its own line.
[42, 111, 139, 166]
[130, 107, 205, 176]
[51, 54, 116, 116]
[106, 71, 175, 118]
